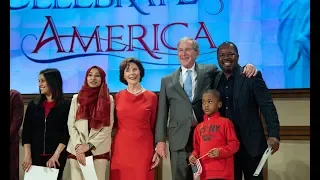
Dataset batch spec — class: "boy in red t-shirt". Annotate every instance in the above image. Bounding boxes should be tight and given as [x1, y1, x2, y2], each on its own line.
[189, 89, 240, 180]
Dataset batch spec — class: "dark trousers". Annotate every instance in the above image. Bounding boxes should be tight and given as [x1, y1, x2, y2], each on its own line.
[234, 143, 263, 180]
[32, 153, 67, 180]
[170, 128, 195, 180]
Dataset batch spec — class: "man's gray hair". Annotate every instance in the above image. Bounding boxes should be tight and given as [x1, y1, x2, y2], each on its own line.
[177, 37, 199, 52]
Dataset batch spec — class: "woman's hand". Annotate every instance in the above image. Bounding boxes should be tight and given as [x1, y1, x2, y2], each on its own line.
[76, 144, 90, 155]
[46, 153, 60, 169]
[22, 153, 32, 172]
[76, 153, 86, 166]
[150, 152, 160, 169]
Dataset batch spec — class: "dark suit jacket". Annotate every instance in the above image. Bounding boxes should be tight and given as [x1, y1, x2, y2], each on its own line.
[213, 65, 280, 157]
[155, 63, 219, 151]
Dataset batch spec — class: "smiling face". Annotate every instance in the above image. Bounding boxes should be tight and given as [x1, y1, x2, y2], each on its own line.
[86, 68, 102, 88]
[217, 44, 239, 74]
[124, 62, 141, 86]
[178, 39, 199, 69]
[38, 73, 51, 95]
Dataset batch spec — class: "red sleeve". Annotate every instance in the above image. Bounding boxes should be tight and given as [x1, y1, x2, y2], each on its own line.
[191, 125, 200, 158]
[151, 93, 158, 140]
[10, 91, 24, 142]
[112, 93, 119, 130]
[217, 119, 240, 159]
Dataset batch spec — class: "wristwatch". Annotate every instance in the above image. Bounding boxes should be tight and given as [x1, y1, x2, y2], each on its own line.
[88, 142, 94, 150]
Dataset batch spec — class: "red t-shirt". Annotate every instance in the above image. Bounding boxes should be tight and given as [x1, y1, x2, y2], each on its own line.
[41, 100, 56, 118]
[192, 112, 240, 180]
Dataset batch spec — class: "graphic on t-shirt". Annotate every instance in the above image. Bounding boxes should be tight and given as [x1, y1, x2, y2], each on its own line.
[199, 124, 220, 141]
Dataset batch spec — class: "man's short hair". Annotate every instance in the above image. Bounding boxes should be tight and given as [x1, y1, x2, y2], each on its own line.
[177, 37, 200, 52]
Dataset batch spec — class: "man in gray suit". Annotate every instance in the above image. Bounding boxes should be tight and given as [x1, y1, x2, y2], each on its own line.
[155, 37, 257, 180]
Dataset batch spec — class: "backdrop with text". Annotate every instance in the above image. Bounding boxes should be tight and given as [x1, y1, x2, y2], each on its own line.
[10, 0, 310, 93]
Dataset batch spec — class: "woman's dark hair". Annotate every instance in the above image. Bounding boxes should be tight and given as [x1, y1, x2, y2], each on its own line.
[35, 68, 65, 105]
[119, 57, 145, 85]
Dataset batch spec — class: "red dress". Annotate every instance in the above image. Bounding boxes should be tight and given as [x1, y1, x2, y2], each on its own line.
[110, 90, 158, 180]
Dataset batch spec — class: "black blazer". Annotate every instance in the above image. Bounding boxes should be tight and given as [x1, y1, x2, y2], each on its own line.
[213, 65, 280, 157]
[22, 99, 71, 156]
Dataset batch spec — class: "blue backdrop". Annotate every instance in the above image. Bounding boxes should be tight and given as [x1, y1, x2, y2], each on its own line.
[10, 0, 310, 93]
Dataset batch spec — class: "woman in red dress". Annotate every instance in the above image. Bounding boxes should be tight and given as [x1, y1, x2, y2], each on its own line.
[110, 58, 160, 180]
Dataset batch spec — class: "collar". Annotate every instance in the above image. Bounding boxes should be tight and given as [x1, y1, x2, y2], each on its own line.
[181, 63, 196, 75]
[204, 112, 220, 121]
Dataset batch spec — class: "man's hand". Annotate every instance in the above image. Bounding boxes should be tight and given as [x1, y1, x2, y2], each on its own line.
[242, 64, 258, 78]
[208, 148, 220, 158]
[155, 142, 167, 159]
[267, 137, 280, 155]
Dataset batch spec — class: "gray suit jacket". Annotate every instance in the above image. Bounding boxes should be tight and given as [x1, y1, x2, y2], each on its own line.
[155, 63, 219, 151]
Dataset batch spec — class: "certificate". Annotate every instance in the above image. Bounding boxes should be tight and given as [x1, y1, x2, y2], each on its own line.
[24, 165, 59, 180]
[253, 147, 272, 176]
[79, 156, 98, 180]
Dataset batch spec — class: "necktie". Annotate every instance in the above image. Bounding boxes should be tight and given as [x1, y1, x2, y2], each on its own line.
[184, 70, 192, 101]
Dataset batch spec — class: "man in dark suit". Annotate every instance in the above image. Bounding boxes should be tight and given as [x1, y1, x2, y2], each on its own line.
[213, 41, 280, 180]
[155, 37, 257, 180]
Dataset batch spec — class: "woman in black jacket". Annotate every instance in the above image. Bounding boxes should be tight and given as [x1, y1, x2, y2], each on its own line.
[22, 68, 71, 180]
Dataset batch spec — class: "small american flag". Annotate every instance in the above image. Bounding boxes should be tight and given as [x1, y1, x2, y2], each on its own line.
[191, 159, 202, 180]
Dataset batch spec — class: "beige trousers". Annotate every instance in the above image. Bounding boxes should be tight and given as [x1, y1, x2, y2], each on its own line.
[69, 158, 108, 180]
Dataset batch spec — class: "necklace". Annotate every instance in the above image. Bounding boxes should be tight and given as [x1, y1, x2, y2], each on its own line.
[127, 85, 144, 95]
